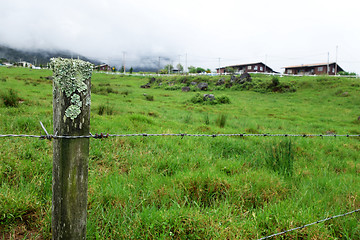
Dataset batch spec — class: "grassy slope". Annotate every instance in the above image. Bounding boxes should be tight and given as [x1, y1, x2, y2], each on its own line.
[0, 67, 359, 239]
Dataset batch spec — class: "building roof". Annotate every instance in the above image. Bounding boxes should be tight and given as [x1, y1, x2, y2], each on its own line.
[95, 64, 110, 67]
[283, 62, 338, 69]
[216, 62, 275, 72]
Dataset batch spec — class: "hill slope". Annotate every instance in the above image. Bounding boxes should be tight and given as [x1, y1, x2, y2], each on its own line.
[0, 45, 101, 66]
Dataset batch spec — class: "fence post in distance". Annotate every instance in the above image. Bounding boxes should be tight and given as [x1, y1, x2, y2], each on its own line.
[50, 58, 93, 239]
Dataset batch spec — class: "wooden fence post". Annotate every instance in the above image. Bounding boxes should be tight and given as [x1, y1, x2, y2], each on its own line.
[50, 58, 93, 239]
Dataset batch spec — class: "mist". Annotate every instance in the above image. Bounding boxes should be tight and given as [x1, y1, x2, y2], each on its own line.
[1, 0, 359, 73]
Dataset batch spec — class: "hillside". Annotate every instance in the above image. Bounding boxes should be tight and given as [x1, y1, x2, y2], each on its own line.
[0, 44, 101, 66]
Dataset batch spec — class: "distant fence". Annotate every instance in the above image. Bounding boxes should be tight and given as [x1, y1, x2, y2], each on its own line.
[94, 71, 360, 78]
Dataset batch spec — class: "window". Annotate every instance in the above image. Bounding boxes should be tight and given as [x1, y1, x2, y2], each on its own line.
[318, 66, 323, 71]
[288, 69, 292, 74]
[332, 68, 335, 73]
[247, 66, 252, 70]
[260, 66, 263, 71]
[254, 66, 258, 71]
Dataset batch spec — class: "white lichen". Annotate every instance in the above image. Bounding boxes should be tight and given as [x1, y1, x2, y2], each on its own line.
[65, 105, 81, 120]
[49, 58, 93, 120]
[71, 94, 82, 107]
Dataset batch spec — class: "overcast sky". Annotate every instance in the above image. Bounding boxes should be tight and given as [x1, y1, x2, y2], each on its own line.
[1, 0, 359, 73]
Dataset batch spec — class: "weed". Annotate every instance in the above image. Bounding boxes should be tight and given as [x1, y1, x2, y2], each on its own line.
[204, 113, 210, 125]
[183, 113, 192, 124]
[216, 114, 227, 128]
[144, 94, 154, 101]
[120, 90, 131, 96]
[265, 140, 294, 177]
[97, 103, 114, 115]
[1, 89, 19, 107]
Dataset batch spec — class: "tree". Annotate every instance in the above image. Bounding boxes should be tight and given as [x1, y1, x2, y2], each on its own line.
[164, 64, 174, 74]
[120, 66, 125, 73]
[176, 63, 184, 73]
[196, 67, 205, 73]
[188, 66, 206, 73]
[188, 66, 196, 73]
[129, 67, 133, 74]
[225, 67, 235, 74]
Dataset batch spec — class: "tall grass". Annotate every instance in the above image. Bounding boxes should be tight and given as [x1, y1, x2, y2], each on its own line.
[216, 114, 227, 128]
[1, 89, 19, 107]
[265, 140, 294, 177]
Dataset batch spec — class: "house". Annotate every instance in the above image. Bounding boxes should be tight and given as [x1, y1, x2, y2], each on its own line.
[16, 61, 32, 67]
[216, 62, 277, 74]
[94, 64, 111, 71]
[283, 62, 344, 75]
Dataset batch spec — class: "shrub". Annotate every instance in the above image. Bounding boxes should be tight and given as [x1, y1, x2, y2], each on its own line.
[164, 85, 181, 91]
[1, 89, 19, 107]
[190, 93, 231, 105]
[216, 95, 231, 104]
[190, 93, 204, 104]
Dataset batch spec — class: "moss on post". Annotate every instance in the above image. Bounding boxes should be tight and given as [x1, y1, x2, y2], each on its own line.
[50, 58, 92, 239]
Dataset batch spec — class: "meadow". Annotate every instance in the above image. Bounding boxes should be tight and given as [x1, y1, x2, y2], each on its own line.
[0, 66, 359, 239]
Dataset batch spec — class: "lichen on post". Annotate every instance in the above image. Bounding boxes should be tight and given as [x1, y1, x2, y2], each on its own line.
[50, 58, 93, 239]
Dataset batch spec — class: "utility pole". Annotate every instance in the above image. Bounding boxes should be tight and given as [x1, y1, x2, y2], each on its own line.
[218, 57, 221, 75]
[335, 45, 338, 75]
[327, 52, 330, 75]
[264, 54, 267, 73]
[158, 57, 161, 73]
[185, 53, 187, 74]
[122, 52, 126, 74]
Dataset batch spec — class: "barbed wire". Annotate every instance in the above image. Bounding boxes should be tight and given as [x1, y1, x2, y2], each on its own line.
[0, 122, 359, 140]
[1, 132, 360, 140]
[257, 208, 360, 240]
[1, 133, 360, 140]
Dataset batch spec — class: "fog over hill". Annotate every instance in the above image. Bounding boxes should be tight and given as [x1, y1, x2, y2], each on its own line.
[0, 45, 101, 66]
[0, 44, 172, 72]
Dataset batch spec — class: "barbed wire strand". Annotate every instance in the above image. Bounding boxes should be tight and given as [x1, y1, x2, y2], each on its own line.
[257, 208, 360, 240]
[0, 122, 354, 139]
[1, 133, 360, 140]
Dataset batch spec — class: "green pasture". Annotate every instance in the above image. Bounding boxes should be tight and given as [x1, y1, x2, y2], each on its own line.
[0, 66, 359, 239]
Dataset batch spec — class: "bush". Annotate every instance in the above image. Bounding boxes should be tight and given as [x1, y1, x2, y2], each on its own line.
[190, 93, 231, 105]
[216, 95, 231, 104]
[190, 93, 204, 104]
[1, 89, 19, 107]
[164, 85, 181, 91]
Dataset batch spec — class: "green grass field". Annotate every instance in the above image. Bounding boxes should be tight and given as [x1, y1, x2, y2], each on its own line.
[0, 66, 359, 239]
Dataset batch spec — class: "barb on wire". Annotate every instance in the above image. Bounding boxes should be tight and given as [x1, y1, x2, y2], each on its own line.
[39, 121, 53, 140]
[257, 208, 360, 240]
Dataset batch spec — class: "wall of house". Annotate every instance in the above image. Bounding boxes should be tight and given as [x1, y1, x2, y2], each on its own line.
[285, 64, 340, 75]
